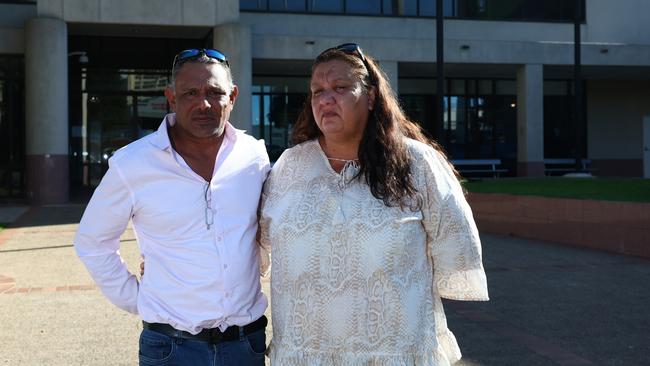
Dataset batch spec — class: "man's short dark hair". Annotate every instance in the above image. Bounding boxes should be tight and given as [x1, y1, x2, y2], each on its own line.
[170, 54, 234, 91]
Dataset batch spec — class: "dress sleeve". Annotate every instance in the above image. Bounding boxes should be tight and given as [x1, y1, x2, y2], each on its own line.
[419, 148, 489, 301]
[257, 149, 287, 277]
[258, 182, 272, 277]
[73, 157, 139, 313]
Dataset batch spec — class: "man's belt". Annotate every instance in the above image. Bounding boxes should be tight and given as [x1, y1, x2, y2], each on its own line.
[142, 315, 267, 344]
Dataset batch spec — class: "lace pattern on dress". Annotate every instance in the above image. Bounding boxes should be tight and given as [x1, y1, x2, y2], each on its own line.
[260, 139, 488, 366]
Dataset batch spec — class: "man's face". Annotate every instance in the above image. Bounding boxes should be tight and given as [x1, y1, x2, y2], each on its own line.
[165, 62, 238, 139]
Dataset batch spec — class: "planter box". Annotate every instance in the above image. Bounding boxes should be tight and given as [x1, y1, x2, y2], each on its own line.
[467, 193, 650, 259]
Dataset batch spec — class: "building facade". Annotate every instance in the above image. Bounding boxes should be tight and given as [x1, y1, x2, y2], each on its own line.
[1, 0, 649, 204]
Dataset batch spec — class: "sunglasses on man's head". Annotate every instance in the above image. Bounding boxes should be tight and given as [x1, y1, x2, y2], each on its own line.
[172, 48, 229, 68]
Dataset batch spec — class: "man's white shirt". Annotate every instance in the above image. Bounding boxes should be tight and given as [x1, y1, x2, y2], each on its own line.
[74, 113, 270, 334]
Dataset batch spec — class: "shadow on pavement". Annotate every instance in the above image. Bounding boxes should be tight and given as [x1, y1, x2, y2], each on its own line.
[7, 205, 86, 229]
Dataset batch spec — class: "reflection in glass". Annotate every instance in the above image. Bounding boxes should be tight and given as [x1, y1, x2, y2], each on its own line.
[346, 0, 381, 14]
[0, 56, 25, 198]
[310, 0, 343, 12]
[240, 0, 266, 10]
[401, 94, 436, 131]
[495, 80, 516, 95]
[419, 0, 435, 16]
[400, 78, 518, 172]
[387, 0, 416, 16]
[544, 80, 579, 159]
[252, 77, 308, 161]
[269, 0, 306, 11]
[251, 90, 306, 161]
[242, 0, 582, 21]
[75, 68, 170, 187]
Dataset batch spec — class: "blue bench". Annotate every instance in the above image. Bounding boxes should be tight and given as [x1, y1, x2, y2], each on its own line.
[544, 158, 594, 176]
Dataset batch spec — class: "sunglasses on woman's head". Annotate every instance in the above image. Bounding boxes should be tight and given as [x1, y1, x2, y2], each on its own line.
[172, 48, 229, 68]
[319, 43, 366, 63]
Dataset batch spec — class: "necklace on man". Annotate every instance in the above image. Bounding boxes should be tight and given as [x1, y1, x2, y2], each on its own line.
[327, 157, 359, 163]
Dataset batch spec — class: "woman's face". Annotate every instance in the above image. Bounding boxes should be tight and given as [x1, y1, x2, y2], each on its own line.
[310, 59, 375, 144]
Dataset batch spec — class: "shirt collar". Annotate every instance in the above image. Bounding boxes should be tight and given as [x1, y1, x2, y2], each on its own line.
[151, 113, 240, 150]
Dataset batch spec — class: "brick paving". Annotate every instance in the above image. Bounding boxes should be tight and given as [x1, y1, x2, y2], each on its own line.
[1, 205, 649, 365]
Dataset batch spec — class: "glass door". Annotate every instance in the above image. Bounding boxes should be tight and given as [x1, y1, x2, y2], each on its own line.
[78, 93, 168, 187]
[83, 94, 134, 186]
[71, 68, 170, 191]
[0, 57, 25, 199]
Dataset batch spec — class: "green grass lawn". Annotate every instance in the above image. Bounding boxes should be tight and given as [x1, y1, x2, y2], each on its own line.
[463, 177, 650, 203]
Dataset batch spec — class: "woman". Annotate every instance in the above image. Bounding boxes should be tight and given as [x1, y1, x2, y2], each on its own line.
[259, 43, 489, 365]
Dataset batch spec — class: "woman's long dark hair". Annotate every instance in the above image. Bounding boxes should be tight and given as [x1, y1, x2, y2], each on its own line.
[292, 47, 452, 209]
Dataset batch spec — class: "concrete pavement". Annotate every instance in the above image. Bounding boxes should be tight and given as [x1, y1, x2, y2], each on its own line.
[1, 205, 648, 365]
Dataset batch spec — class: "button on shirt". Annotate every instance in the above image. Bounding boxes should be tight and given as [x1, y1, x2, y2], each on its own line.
[74, 114, 270, 334]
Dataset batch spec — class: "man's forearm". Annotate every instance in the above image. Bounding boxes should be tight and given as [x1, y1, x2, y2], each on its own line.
[78, 252, 139, 314]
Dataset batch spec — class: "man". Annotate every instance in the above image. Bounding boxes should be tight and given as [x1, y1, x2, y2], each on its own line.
[74, 48, 269, 365]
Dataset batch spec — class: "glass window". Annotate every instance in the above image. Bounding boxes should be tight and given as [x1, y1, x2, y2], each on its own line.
[400, 76, 518, 167]
[478, 80, 493, 95]
[451, 79, 466, 95]
[310, 0, 344, 13]
[452, 0, 583, 21]
[486, 0, 523, 19]
[521, 0, 584, 21]
[240, 0, 266, 11]
[0, 56, 25, 198]
[467, 79, 477, 95]
[544, 80, 569, 96]
[252, 76, 309, 160]
[269, 0, 306, 12]
[448, 96, 468, 157]
[75, 68, 170, 187]
[444, 0, 455, 16]
[382, 0, 417, 16]
[242, 0, 583, 21]
[251, 91, 306, 161]
[398, 78, 436, 94]
[495, 80, 516, 95]
[401, 94, 436, 129]
[417, 0, 455, 17]
[346, 0, 382, 14]
[419, 0, 434, 16]
[544, 95, 576, 159]
[84, 69, 169, 93]
[491, 95, 517, 161]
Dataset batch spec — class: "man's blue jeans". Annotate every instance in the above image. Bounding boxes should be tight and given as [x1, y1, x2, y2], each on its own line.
[138, 326, 266, 365]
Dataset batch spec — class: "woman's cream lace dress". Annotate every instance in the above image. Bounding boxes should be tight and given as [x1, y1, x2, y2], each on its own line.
[259, 138, 489, 365]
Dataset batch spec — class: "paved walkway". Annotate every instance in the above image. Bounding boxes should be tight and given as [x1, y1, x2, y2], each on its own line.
[1, 205, 648, 365]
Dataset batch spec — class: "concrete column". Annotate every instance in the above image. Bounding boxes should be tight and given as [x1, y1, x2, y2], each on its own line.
[379, 60, 398, 94]
[213, 24, 252, 132]
[25, 17, 69, 204]
[516, 64, 544, 177]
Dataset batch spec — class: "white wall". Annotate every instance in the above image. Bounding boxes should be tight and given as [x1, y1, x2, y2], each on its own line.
[588, 80, 650, 159]
[586, 0, 650, 45]
[36, 0, 238, 25]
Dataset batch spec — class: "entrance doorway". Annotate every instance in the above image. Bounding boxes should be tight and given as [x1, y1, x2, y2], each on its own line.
[70, 68, 170, 195]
